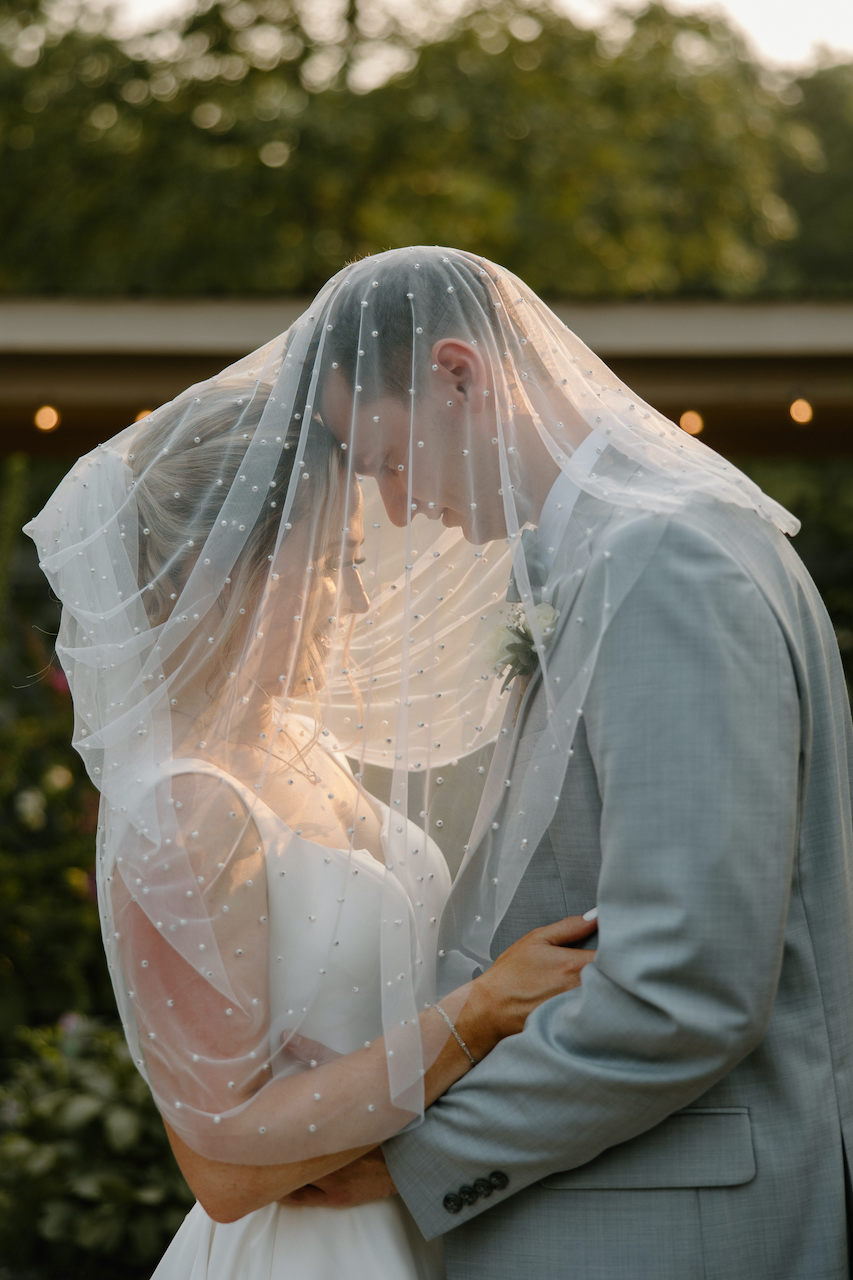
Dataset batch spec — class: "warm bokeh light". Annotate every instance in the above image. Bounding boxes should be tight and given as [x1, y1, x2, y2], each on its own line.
[789, 398, 813, 424]
[34, 405, 60, 432]
[134, 408, 154, 421]
[679, 410, 704, 436]
[259, 141, 291, 168]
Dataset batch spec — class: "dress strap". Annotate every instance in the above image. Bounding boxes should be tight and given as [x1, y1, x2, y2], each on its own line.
[161, 757, 283, 847]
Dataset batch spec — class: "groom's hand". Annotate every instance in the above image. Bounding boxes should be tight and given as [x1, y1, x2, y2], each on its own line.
[281, 1148, 397, 1208]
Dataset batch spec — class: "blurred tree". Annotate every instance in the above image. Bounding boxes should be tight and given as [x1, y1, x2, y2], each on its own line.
[0, 0, 834, 296]
[347, 3, 800, 296]
[0, 0, 320, 292]
[764, 61, 853, 295]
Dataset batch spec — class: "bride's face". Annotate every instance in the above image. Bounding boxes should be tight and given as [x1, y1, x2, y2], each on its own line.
[255, 481, 368, 695]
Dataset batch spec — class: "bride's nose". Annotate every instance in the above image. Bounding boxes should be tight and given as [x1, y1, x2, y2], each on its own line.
[377, 471, 410, 527]
[341, 565, 369, 615]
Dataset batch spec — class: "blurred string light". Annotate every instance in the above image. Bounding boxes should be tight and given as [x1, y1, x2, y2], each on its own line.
[34, 405, 60, 432]
[789, 398, 813, 425]
[679, 410, 704, 436]
[135, 408, 153, 421]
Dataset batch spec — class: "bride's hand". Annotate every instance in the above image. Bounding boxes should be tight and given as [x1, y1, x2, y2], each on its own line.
[458, 914, 598, 1061]
[281, 1148, 395, 1209]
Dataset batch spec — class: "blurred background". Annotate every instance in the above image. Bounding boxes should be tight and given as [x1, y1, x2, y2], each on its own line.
[1, 0, 852, 1274]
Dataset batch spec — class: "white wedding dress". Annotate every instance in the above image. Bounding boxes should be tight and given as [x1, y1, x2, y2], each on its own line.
[151, 756, 449, 1280]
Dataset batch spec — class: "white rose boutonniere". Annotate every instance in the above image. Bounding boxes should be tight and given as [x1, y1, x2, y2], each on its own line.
[486, 602, 559, 694]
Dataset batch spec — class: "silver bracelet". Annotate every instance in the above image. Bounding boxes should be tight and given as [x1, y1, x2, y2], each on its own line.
[433, 1002, 477, 1066]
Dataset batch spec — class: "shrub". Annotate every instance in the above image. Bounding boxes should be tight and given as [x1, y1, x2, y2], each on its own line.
[0, 1016, 193, 1280]
[0, 456, 116, 1066]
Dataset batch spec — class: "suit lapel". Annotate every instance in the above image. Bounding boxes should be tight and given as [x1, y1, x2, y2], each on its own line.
[464, 519, 591, 858]
[460, 463, 628, 857]
[466, 677, 528, 856]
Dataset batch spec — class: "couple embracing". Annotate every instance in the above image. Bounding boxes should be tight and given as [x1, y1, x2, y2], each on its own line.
[26, 247, 853, 1279]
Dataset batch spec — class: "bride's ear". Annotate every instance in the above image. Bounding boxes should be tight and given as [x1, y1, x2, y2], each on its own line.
[430, 339, 489, 413]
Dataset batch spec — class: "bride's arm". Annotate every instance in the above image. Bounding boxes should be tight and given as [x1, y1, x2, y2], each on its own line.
[162, 998, 476, 1222]
[163, 914, 596, 1223]
[115, 771, 594, 1222]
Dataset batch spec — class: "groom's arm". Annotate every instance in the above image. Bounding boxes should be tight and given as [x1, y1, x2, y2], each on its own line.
[385, 516, 802, 1239]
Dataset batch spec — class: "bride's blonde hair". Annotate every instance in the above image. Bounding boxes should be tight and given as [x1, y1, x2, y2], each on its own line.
[131, 381, 343, 682]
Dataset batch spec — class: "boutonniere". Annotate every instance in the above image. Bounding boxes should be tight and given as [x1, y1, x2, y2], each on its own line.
[485, 602, 559, 694]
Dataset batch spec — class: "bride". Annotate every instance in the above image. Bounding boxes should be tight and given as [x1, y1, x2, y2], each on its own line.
[25, 342, 596, 1278]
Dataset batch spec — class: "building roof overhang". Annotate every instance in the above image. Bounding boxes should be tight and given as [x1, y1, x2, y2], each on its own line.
[3, 298, 852, 458]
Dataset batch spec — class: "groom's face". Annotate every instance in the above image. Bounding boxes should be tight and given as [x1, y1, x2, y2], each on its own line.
[321, 367, 506, 544]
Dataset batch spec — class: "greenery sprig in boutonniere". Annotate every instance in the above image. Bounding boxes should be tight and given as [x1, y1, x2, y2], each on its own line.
[485, 602, 559, 693]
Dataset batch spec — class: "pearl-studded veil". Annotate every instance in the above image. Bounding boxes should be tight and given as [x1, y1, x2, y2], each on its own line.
[24, 246, 797, 1166]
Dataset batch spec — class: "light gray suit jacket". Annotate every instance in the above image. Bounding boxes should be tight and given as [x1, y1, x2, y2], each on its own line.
[386, 487, 853, 1279]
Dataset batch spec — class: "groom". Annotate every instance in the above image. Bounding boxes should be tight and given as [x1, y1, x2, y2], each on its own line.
[312, 255, 853, 1278]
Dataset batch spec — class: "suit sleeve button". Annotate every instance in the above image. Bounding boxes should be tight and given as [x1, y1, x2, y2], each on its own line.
[473, 1178, 493, 1198]
[488, 1170, 509, 1191]
[443, 1193, 464, 1214]
[459, 1184, 478, 1205]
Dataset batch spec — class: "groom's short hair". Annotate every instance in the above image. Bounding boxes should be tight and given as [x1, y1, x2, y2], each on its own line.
[322, 251, 500, 401]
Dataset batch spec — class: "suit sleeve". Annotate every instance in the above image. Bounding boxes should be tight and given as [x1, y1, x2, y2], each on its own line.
[385, 517, 802, 1239]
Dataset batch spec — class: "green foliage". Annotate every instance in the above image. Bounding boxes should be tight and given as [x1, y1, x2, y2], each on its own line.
[738, 458, 853, 695]
[764, 62, 853, 295]
[0, 455, 115, 1064]
[0, 452, 192, 1273]
[352, 4, 793, 297]
[0, 698, 111, 1048]
[0, 0, 842, 296]
[0, 1017, 193, 1279]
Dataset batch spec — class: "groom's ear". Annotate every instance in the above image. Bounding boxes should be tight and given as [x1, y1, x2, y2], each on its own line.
[430, 339, 488, 412]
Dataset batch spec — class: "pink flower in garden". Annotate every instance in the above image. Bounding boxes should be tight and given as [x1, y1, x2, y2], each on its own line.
[48, 667, 69, 695]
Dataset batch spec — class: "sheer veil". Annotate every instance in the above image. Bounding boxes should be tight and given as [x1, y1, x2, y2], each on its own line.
[24, 246, 796, 1165]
